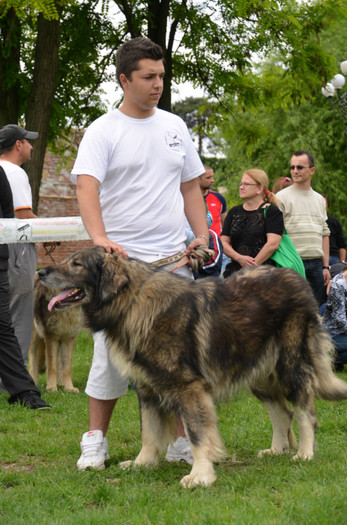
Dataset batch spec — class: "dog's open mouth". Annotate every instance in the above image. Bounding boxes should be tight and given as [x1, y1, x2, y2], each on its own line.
[48, 288, 86, 311]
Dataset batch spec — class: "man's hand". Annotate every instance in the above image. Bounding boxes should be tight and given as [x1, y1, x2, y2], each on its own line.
[323, 268, 331, 286]
[92, 236, 128, 258]
[186, 235, 209, 254]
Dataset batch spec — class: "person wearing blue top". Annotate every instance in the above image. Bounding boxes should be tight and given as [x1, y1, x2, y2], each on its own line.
[322, 266, 347, 371]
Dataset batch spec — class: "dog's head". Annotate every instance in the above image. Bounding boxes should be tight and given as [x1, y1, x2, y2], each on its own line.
[38, 247, 130, 311]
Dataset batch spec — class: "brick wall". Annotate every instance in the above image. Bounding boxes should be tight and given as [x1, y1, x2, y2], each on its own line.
[36, 150, 92, 268]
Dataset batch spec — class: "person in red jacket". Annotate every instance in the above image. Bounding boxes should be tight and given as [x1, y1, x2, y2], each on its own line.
[198, 165, 227, 237]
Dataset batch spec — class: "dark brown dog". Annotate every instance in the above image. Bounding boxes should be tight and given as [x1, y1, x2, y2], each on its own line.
[38, 247, 347, 487]
[29, 273, 83, 392]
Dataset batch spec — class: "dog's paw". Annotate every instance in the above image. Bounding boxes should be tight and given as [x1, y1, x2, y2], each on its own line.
[46, 385, 58, 392]
[257, 448, 288, 458]
[119, 460, 134, 470]
[65, 386, 80, 393]
[291, 452, 313, 461]
[180, 471, 216, 489]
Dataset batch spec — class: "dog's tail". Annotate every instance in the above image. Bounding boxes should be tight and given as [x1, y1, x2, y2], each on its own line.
[311, 319, 347, 401]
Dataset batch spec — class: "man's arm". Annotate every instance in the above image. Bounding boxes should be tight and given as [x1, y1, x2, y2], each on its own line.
[15, 209, 38, 219]
[76, 175, 127, 256]
[181, 178, 209, 250]
[322, 235, 331, 285]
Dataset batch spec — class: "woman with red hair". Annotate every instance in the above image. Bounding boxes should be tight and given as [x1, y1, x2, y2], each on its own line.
[221, 169, 284, 277]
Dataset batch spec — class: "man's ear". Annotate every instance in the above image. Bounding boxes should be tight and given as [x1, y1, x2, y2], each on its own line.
[119, 73, 129, 90]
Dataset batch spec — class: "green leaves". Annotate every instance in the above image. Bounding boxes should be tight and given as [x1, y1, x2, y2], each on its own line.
[1, 0, 346, 216]
[0, 0, 73, 20]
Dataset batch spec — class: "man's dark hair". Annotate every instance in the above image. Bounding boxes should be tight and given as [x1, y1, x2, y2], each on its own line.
[116, 37, 164, 87]
[292, 150, 315, 167]
[0, 143, 16, 155]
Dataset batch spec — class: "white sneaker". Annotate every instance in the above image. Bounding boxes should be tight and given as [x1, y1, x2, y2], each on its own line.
[76, 430, 110, 471]
[165, 437, 193, 465]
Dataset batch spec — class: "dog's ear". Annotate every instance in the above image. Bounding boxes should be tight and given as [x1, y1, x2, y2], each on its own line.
[96, 253, 130, 303]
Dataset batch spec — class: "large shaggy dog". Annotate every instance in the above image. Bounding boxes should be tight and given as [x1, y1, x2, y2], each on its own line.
[38, 247, 347, 488]
[29, 273, 83, 392]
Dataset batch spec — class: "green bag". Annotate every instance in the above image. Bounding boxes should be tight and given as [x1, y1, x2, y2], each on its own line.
[263, 206, 306, 278]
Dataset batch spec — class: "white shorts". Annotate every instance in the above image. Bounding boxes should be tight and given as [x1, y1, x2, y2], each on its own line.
[85, 256, 192, 400]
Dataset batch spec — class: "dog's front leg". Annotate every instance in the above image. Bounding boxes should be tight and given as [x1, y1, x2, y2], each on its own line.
[119, 399, 175, 470]
[45, 337, 59, 392]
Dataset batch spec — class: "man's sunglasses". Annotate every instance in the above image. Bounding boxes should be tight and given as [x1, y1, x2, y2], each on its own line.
[290, 165, 312, 171]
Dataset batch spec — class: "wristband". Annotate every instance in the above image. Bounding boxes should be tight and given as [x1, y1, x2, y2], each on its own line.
[322, 266, 331, 270]
[197, 235, 209, 244]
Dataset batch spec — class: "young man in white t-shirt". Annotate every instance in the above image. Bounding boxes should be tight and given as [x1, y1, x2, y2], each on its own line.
[71, 37, 209, 470]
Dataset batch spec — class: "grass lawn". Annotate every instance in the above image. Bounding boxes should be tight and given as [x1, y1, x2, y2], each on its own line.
[0, 330, 346, 525]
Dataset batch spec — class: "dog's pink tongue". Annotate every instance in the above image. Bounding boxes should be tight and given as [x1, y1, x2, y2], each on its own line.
[48, 289, 75, 311]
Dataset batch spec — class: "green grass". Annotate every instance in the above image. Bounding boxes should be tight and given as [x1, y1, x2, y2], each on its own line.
[0, 330, 346, 524]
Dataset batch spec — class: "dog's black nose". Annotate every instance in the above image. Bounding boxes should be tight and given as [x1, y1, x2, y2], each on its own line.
[38, 268, 47, 280]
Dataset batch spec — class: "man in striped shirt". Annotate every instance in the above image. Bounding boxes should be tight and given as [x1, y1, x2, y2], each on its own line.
[276, 150, 330, 306]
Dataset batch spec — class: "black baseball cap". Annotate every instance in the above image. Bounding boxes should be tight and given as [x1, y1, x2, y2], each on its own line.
[0, 124, 39, 150]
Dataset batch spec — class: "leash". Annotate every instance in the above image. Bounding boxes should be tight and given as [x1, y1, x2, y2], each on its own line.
[43, 242, 215, 272]
[151, 245, 215, 273]
[44, 242, 61, 264]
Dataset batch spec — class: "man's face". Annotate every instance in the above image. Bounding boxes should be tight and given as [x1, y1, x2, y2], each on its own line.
[121, 59, 164, 113]
[18, 139, 33, 164]
[199, 169, 215, 191]
[290, 154, 315, 186]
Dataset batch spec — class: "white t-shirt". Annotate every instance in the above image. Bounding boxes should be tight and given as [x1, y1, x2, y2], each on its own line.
[0, 160, 33, 211]
[71, 108, 204, 258]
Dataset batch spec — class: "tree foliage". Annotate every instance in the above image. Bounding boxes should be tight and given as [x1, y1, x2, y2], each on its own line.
[172, 97, 217, 155]
[0, 0, 346, 211]
[210, 7, 347, 226]
[0, 0, 121, 210]
[98, 0, 346, 111]
[0, 0, 63, 20]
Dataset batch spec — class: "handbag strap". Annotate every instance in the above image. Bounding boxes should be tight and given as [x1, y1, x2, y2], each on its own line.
[262, 203, 271, 217]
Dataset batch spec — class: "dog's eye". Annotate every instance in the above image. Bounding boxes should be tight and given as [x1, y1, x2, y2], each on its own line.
[71, 261, 82, 267]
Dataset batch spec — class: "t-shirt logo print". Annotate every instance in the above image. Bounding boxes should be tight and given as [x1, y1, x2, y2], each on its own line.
[165, 132, 183, 151]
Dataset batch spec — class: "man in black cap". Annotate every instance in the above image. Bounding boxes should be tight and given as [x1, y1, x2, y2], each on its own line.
[0, 124, 41, 367]
[0, 165, 50, 408]
[0, 124, 39, 149]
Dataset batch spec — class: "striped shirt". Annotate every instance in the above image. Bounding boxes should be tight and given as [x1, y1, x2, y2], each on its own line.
[276, 185, 330, 259]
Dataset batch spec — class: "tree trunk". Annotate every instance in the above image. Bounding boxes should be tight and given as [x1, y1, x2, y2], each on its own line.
[24, 8, 61, 213]
[0, 9, 21, 126]
[147, 0, 172, 112]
